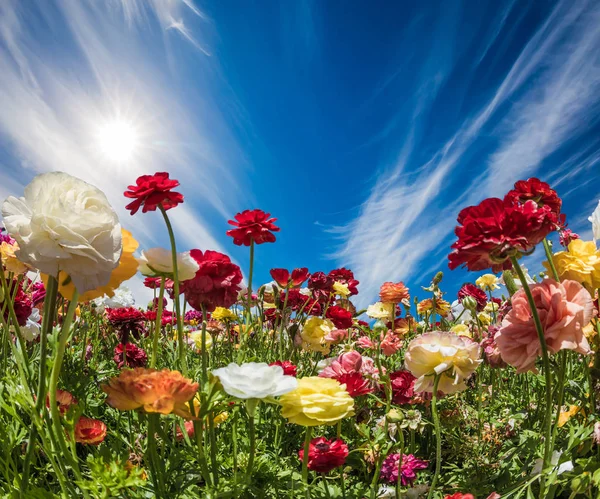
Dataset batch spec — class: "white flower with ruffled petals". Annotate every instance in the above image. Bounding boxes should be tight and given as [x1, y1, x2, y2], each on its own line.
[212, 362, 297, 399]
[137, 248, 199, 281]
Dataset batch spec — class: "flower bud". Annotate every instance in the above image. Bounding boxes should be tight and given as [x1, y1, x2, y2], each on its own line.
[461, 295, 478, 311]
[432, 271, 443, 285]
[372, 320, 387, 334]
[386, 408, 404, 423]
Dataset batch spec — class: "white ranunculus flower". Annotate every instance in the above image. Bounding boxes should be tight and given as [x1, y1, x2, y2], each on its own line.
[589, 200, 600, 241]
[450, 300, 472, 323]
[21, 308, 41, 341]
[137, 248, 199, 281]
[366, 301, 394, 319]
[2, 172, 121, 293]
[92, 285, 135, 312]
[212, 362, 297, 399]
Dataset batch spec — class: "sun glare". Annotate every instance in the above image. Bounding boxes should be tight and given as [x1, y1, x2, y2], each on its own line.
[97, 120, 139, 162]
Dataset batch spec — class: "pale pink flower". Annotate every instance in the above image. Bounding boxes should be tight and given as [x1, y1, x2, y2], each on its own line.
[356, 336, 375, 350]
[324, 328, 348, 344]
[495, 279, 593, 373]
[320, 350, 363, 378]
[380, 331, 402, 356]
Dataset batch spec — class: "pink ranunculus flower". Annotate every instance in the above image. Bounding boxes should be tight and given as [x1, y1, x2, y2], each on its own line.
[324, 328, 348, 344]
[320, 350, 363, 378]
[380, 331, 402, 356]
[495, 279, 593, 373]
[356, 336, 375, 350]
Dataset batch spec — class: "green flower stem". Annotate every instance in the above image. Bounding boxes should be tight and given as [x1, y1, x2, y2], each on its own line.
[0, 267, 29, 366]
[426, 374, 442, 499]
[246, 399, 259, 483]
[21, 275, 59, 494]
[542, 239, 560, 281]
[48, 290, 90, 498]
[147, 414, 165, 497]
[208, 411, 219, 486]
[159, 206, 187, 375]
[301, 426, 313, 494]
[201, 304, 209, 385]
[396, 429, 405, 499]
[510, 256, 553, 498]
[551, 351, 567, 448]
[150, 277, 166, 368]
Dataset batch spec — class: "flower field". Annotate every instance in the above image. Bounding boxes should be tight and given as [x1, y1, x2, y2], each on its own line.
[0, 172, 599, 498]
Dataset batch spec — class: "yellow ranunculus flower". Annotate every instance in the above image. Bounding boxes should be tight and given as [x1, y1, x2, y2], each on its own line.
[189, 330, 213, 351]
[42, 229, 139, 302]
[450, 323, 472, 338]
[0, 241, 30, 274]
[279, 377, 354, 426]
[333, 281, 350, 297]
[544, 239, 600, 290]
[484, 301, 498, 314]
[417, 298, 451, 317]
[405, 331, 482, 394]
[300, 317, 334, 354]
[475, 274, 500, 291]
[477, 312, 492, 326]
[557, 405, 582, 428]
[213, 411, 229, 426]
[211, 306, 237, 322]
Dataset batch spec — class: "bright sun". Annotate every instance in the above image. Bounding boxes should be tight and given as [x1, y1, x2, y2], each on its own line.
[97, 120, 139, 162]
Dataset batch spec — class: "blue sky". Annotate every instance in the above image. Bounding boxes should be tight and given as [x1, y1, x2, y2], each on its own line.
[0, 0, 599, 307]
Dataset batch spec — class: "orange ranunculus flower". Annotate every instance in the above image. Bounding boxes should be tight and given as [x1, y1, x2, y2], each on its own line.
[101, 368, 199, 419]
[74, 417, 107, 445]
[379, 281, 410, 304]
[41, 228, 139, 302]
[417, 297, 451, 317]
[46, 389, 77, 415]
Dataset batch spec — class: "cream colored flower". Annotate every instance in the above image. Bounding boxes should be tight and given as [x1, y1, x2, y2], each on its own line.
[589, 200, 600, 241]
[301, 317, 335, 354]
[404, 331, 481, 394]
[189, 330, 213, 351]
[476, 274, 500, 291]
[137, 248, 199, 281]
[366, 302, 395, 320]
[333, 281, 350, 297]
[2, 172, 122, 293]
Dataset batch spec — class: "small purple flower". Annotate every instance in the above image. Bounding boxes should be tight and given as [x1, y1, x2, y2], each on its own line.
[380, 453, 427, 485]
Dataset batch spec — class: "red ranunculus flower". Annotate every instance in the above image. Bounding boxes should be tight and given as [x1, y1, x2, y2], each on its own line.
[270, 268, 310, 288]
[124, 172, 183, 215]
[10, 282, 32, 327]
[280, 289, 321, 315]
[325, 305, 354, 329]
[74, 417, 107, 445]
[328, 268, 359, 295]
[298, 437, 349, 473]
[32, 281, 46, 308]
[336, 372, 373, 397]
[226, 209, 280, 246]
[559, 229, 579, 247]
[444, 494, 475, 499]
[143, 277, 162, 289]
[390, 370, 416, 405]
[308, 271, 335, 302]
[458, 283, 488, 311]
[505, 177, 562, 215]
[448, 197, 558, 272]
[269, 360, 298, 377]
[181, 250, 243, 312]
[106, 307, 146, 344]
[114, 343, 148, 369]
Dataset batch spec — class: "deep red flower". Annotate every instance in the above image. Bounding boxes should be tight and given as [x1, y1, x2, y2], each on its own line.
[281, 289, 321, 314]
[31, 281, 46, 308]
[184, 310, 205, 323]
[328, 268, 359, 295]
[74, 417, 107, 445]
[448, 197, 559, 272]
[308, 271, 335, 302]
[181, 250, 243, 312]
[106, 307, 146, 343]
[143, 277, 161, 289]
[113, 343, 148, 369]
[124, 172, 183, 215]
[336, 372, 373, 397]
[505, 178, 562, 215]
[270, 268, 310, 288]
[269, 360, 298, 377]
[298, 437, 349, 473]
[226, 209, 280, 246]
[458, 283, 488, 311]
[390, 370, 416, 405]
[559, 229, 579, 247]
[5, 280, 32, 327]
[325, 305, 354, 329]
[444, 494, 475, 499]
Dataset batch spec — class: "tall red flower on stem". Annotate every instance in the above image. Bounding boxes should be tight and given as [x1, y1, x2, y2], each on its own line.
[270, 268, 310, 288]
[226, 209, 280, 246]
[181, 250, 243, 312]
[328, 268, 359, 295]
[124, 172, 183, 215]
[326, 305, 353, 329]
[505, 178, 562, 215]
[448, 197, 559, 272]
[298, 437, 349, 473]
[458, 283, 488, 311]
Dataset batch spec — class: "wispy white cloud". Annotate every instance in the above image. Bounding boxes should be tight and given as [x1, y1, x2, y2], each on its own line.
[0, 0, 246, 303]
[335, 0, 600, 307]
